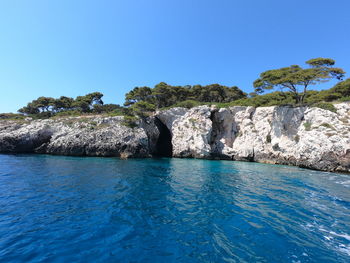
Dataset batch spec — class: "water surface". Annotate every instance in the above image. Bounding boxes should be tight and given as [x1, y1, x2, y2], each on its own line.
[0, 154, 349, 262]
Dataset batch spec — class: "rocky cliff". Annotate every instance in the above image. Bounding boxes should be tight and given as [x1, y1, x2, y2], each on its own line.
[1, 103, 350, 173]
[0, 116, 149, 158]
[158, 104, 350, 172]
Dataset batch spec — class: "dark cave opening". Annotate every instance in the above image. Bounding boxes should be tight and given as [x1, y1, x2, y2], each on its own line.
[154, 118, 173, 157]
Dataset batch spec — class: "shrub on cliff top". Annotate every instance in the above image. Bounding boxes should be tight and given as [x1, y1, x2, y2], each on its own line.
[229, 91, 295, 107]
[313, 102, 337, 113]
[0, 113, 25, 120]
[322, 78, 350, 101]
[303, 122, 312, 131]
[122, 115, 138, 128]
[173, 100, 204, 109]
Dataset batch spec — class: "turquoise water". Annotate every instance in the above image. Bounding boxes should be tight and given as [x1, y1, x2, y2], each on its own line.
[0, 155, 349, 262]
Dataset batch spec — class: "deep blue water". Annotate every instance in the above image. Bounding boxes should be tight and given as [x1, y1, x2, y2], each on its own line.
[0, 155, 349, 262]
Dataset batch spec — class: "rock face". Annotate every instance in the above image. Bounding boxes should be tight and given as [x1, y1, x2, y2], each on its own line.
[157, 106, 213, 158]
[0, 116, 149, 158]
[1, 103, 350, 173]
[156, 103, 350, 173]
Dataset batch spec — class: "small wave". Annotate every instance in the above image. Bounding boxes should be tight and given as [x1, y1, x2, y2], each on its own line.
[338, 244, 350, 256]
[339, 180, 350, 187]
[329, 231, 350, 241]
[320, 228, 350, 241]
[319, 228, 350, 256]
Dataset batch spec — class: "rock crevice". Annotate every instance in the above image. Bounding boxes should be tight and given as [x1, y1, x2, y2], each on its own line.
[155, 103, 350, 172]
[1, 103, 350, 173]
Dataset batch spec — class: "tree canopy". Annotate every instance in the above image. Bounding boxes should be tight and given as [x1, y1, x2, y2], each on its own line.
[124, 82, 246, 109]
[15, 58, 349, 119]
[253, 58, 345, 103]
[54, 96, 75, 112]
[18, 96, 55, 116]
[73, 92, 104, 112]
[124, 86, 153, 106]
[321, 78, 350, 101]
[18, 92, 108, 116]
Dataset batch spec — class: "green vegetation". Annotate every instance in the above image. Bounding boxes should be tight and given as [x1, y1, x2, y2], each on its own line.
[266, 134, 272, 143]
[121, 101, 157, 127]
[303, 122, 312, 131]
[172, 100, 203, 109]
[0, 113, 26, 120]
[294, 135, 300, 143]
[122, 115, 139, 128]
[230, 91, 295, 107]
[253, 58, 345, 104]
[124, 82, 246, 108]
[312, 102, 337, 113]
[10, 57, 350, 120]
[17, 92, 123, 119]
[320, 123, 334, 130]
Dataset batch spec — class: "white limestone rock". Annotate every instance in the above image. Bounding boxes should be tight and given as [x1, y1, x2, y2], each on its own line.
[0, 116, 149, 158]
[164, 106, 213, 158]
[157, 102, 350, 172]
[1, 102, 350, 172]
[156, 107, 187, 131]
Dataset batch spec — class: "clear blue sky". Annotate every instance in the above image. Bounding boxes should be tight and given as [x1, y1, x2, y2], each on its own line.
[1, 0, 349, 113]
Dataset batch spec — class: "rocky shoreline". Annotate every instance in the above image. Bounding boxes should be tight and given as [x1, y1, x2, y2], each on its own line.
[1, 103, 350, 173]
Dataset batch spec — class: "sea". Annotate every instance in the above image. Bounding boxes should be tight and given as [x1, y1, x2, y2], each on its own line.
[0, 154, 349, 262]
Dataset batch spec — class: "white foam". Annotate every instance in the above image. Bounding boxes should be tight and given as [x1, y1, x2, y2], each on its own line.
[324, 236, 333, 241]
[339, 180, 350, 187]
[319, 228, 350, 256]
[329, 231, 350, 241]
[338, 244, 350, 256]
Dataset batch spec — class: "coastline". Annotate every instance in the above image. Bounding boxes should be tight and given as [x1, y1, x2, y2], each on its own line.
[1, 103, 350, 173]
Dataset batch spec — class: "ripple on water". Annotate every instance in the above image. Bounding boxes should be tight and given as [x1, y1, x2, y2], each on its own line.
[0, 155, 349, 263]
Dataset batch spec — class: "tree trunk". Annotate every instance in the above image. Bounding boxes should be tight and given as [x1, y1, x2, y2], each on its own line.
[293, 93, 300, 105]
[294, 93, 306, 105]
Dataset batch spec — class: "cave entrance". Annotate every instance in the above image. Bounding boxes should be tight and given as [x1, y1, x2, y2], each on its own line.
[154, 118, 173, 157]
